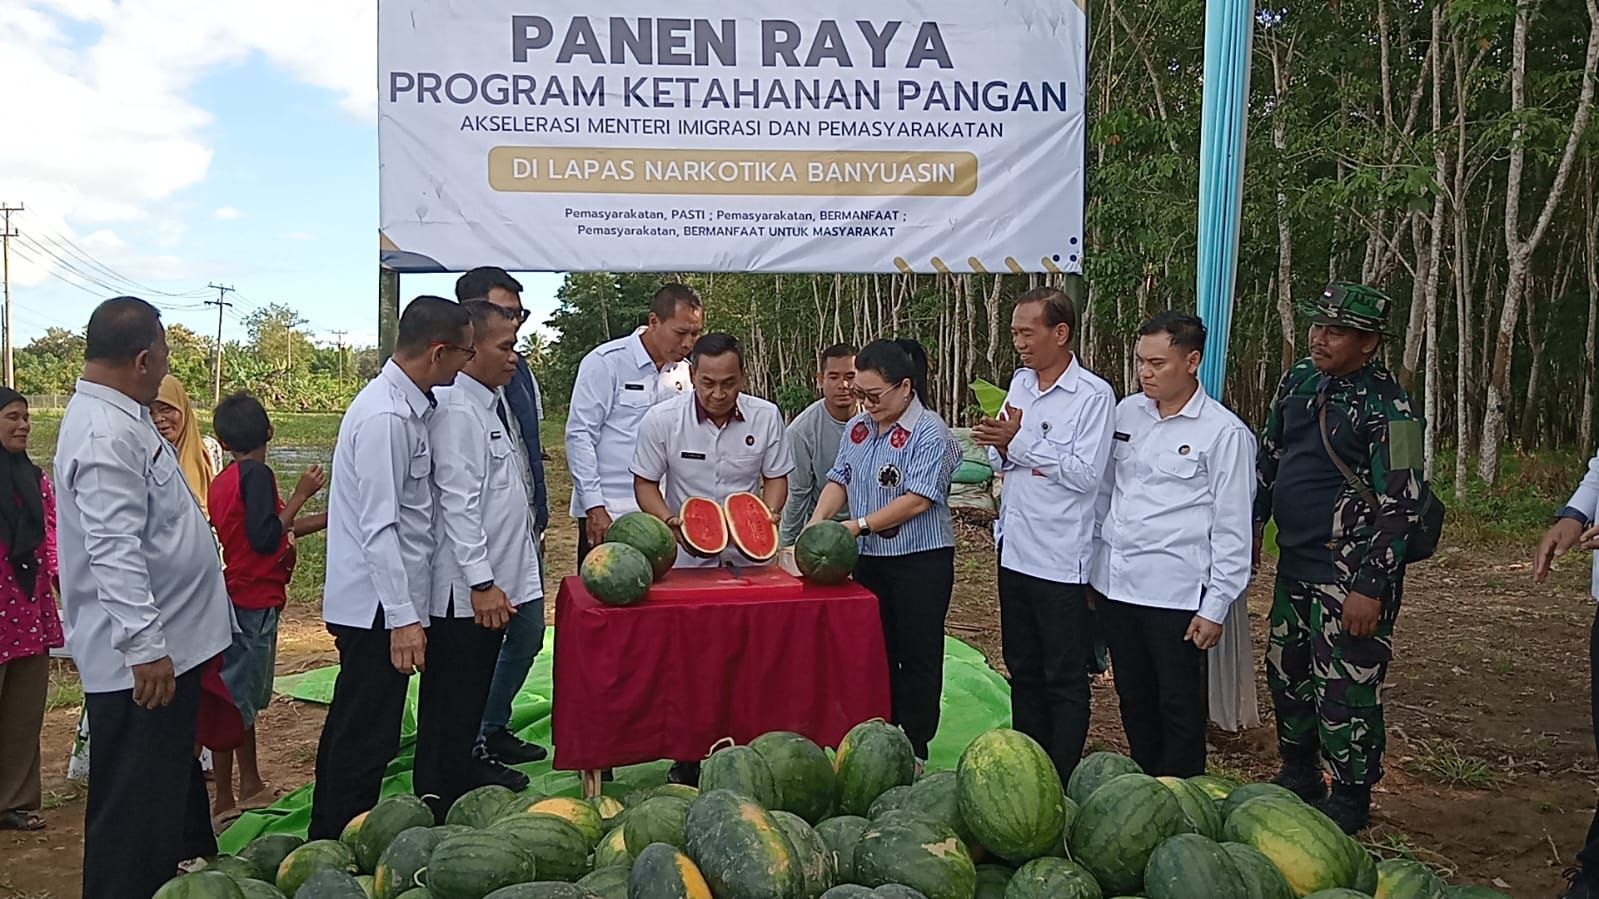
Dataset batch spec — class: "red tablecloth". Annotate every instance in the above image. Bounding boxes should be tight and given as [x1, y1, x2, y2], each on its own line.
[552, 566, 891, 771]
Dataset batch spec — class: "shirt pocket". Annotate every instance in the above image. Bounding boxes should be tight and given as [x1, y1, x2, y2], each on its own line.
[488, 435, 516, 488]
[616, 382, 653, 408]
[147, 449, 185, 530]
[1152, 451, 1202, 482]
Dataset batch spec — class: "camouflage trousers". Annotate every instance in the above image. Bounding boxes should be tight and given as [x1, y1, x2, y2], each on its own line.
[1265, 574, 1400, 786]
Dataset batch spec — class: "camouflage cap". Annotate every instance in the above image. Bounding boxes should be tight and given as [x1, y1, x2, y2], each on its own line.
[1298, 282, 1391, 334]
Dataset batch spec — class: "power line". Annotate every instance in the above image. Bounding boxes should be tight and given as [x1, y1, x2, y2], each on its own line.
[206, 283, 234, 405]
[2, 202, 20, 388]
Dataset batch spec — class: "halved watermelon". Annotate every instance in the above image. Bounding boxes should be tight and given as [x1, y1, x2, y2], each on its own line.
[679, 496, 728, 556]
[723, 492, 778, 562]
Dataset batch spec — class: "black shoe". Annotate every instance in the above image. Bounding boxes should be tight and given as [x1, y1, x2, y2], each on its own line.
[1270, 749, 1328, 803]
[482, 729, 549, 765]
[1313, 783, 1371, 835]
[1563, 868, 1598, 899]
[667, 760, 701, 787]
[470, 754, 530, 792]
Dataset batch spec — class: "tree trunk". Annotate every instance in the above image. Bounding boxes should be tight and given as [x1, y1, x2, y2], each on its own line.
[1585, 161, 1599, 449]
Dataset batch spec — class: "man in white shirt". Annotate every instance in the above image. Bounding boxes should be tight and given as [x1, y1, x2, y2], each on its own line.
[1090, 311, 1256, 777]
[309, 296, 473, 840]
[55, 297, 234, 899]
[973, 286, 1115, 786]
[779, 343, 857, 546]
[415, 301, 543, 816]
[565, 284, 702, 561]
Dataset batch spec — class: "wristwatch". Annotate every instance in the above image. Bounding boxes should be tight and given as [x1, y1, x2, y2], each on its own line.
[857, 517, 872, 537]
[470, 580, 495, 593]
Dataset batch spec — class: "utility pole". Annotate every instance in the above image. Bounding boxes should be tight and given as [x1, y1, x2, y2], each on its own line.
[206, 283, 234, 405]
[0, 203, 21, 390]
[331, 330, 348, 380]
[284, 313, 309, 372]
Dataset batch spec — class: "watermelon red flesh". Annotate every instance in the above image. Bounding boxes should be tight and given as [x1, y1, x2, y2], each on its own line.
[679, 497, 728, 556]
[604, 511, 678, 579]
[579, 543, 654, 607]
[794, 521, 859, 585]
[723, 492, 779, 561]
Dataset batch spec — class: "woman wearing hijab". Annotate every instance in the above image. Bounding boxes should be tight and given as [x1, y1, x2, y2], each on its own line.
[0, 389, 60, 831]
[152, 375, 224, 510]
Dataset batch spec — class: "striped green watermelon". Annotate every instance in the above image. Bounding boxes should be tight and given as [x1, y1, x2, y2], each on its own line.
[872, 889, 931, 899]
[393, 891, 428, 899]
[293, 868, 366, 898]
[795, 521, 859, 585]
[973, 864, 1014, 899]
[684, 789, 805, 899]
[750, 731, 837, 825]
[623, 783, 701, 807]
[1065, 751, 1142, 805]
[239, 834, 306, 887]
[1157, 776, 1224, 840]
[819, 889, 876, 899]
[1222, 797, 1355, 896]
[239, 881, 289, 899]
[576, 865, 631, 899]
[525, 798, 606, 849]
[1068, 773, 1189, 895]
[154, 871, 248, 899]
[1059, 796, 1080, 850]
[1445, 887, 1512, 899]
[595, 826, 634, 870]
[1187, 774, 1239, 802]
[447, 785, 518, 828]
[627, 841, 715, 898]
[867, 785, 916, 820]
[205, 856, 262, 883]
[957, 729, 1066, 863]
[491, 812, 593, 882]
[901, 771, 976, 849]
[372, 826, 442, 899]
[699, 744, 780, 808]
[355, 875, 375, 897]
[624, 796, 693, 855]
[425, 831, 538, 899]
[1375, 859, 1448, 899]
[1221, 842, 1295, 899]
[1143, 834, 1248, 899]
[1349, 843, 1378, 894]
[277, 840, 359, 897]
[834, 720, 916, 817]
[1001, 857, 1101, 899]
[1302, 892, 1374, 899]
[353, 794, 434, 873]
[816, 815, 871, 885]
[774, 810, 837, 898]
[481, 885, 602, 899]
[853, 811, 975, 899]
[591, 795, 626, 825]
[1222, 782, 1302, 820]
[580, 542, 654, 606]
[605, 511, 678, 579]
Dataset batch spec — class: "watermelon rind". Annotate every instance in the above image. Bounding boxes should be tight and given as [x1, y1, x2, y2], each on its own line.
[579, 542, 653, 607]
[525, 797, 606, 849]
[489, 812, 593, 883]
[867, 785, 916, 820]
[604, 511, 677, 579]
[353, 794, 434, 874]
[576, 864, 631, 899]
[699, 744, 780, 808]
[205, 855, 263, 883]
[901, 770, 976, 849]
[1301, 891, 1374, 899]
[853, 810, 976, 899]
[1220, 841, 1295, 899]
[957, 729, 1066, 863]
[820, 888, 878, 899]
[835, 720, 917, 817]
[1221, 782, 1302, 820]
[1065, 751, 1142, 806]
[1156, 776, 1225, 841]
[750, 730, 838, 825]
[724, 491, 780, 562]
[684, 789, 806, 899]
[294, 867, 367, 898]
[816, 815, 871, 885]
[773, 810, 838, 898]
[239, 880, 290, 899]
[277, 840, 359, 897]
[155, 871, 248, 899]
[594, 825, 635, 871]
[482, 883, 598, 899]
[372, 826, 443, 899]
[679, 496, 729, 556]
[424, 831, 537, 899]
[1000, 857, 1101, 899]
[1445, 887, 1512, 899]
[447, 784, 519, 829]
[1221, 796, 1355, 896]
[1375, 858, 1449, 899]
[239, 834, 306, 887]
[1067, 773, 1188, 895]
[622, 795, 692, 856]
[794, 521, 859, 585]
[1142, 833, 1249, 899]
[973, 863, 1014, 899]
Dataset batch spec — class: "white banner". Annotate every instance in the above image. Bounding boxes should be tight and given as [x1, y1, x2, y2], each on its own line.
[377, 1, 1087, 274]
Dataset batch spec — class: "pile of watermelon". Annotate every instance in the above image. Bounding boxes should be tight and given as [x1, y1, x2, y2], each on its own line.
[155, 721, 1512, 899]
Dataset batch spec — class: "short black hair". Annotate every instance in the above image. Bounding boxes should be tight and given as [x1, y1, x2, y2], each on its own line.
[820, 343, 856, 367]
[1139, 310, 1208, 356]
[455, 266, 523, 302]
[689, 332, 744, 370]
[395, 296, 472, 356]
[651, 283, 703, 322]
[462, 299, 520, 338]
[856, 338, 930, 403]
[212, 391, 271, 454]
[85, 296, 163, 363]
[1015, 286, 1078, 334]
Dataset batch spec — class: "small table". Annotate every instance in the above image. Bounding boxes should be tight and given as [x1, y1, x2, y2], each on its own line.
[552, 566, 891, 796]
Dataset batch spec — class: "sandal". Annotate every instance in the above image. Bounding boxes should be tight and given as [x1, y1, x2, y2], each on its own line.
[237, 785, 283, 811]
[0, 810, 46, 831]
[210, 808, 244, 835]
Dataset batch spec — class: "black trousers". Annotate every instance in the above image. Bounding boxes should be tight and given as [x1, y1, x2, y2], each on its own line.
[82, 668, 215, 899]
[414, 609, 504, 821]
[1581, 603, 1599, 874]
[577, 518, 596, 566]
[998, 566, 1093, 786]
[308, 611, 411, 841]
[854, 548, 954, 759]
[1099, 597, 1208, 777]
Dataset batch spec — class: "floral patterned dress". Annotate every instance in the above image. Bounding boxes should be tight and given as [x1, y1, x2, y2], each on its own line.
[0, 474, 61, 667]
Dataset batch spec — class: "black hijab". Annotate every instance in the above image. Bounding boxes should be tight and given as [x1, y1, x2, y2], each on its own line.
[0, 388, 45, 594]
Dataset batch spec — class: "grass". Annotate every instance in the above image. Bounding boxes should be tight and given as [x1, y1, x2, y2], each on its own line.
[44, 660, 82, 711]
[1412, 738, 1495, 789]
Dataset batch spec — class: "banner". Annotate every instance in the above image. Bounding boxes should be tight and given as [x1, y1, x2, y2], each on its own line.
[377, 1, 1088, 274]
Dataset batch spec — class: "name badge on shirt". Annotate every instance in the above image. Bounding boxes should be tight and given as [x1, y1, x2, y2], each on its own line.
[680, 451, 707, 461]
[1113, 431, 1131, 442]
[491, 431, 504, 440]
[624, 382, 646, 391]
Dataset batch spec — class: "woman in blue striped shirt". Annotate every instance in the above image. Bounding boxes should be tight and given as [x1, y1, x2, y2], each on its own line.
[808, 339, 961, 762]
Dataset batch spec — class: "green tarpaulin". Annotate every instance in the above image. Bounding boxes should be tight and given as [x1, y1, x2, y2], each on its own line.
[218, 630, 1011, 853]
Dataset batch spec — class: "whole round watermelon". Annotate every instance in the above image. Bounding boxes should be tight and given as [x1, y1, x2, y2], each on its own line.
[482, 884, 597, 899]
[1068, 773, 1189, 895]
[576, 865, 630, 899]
[425, 832, 537, 899]
[1220, 841, 1294, 899]
[1001, 857, 1100, 899]
[1156, 776, 1224, 841]
[204, 856, 261, 884]
[795, 521, 859, 585]
[1221, 782, 1302, 820]
[820, 888, 877, 899]
[1143, 833, 1249, 899]
[372, 826, 444, 899]
[1065, 751, 1142, 806]
[1376, 859, 1448, 899]
[295, 868, 366, 898]
[580, 543, 654, 606]
[605, 511, 678, 579]
[594, 826, 634, 870]
[277, 840, 358, 897]
[623, 796, 693, 855]
[490, 813, 593, 882]
[154, 871, 247, 899]
[525, 797, 606, 849]
[1185, 774, 1239, 802]
[749, 731, 838, 825]
[773, 810, 838, 898]
[1222, 797, 1355, 896]
[1446, 887, 1512, 899]
[238, 834, 305, 887]
[834, 720, 916, 817]
[629, 841, 714, 898]
[815, 816, 871, 885]
[1301, 891, 1374, 899]
[446, 784, 518, 828]
[853, 810, 976, 899]
[354, 794, 435, 873]
[238, 880, 289, 899]
[901, 770, 975, 848]
[699, 744, 780, 808]
[973, 864, 1014, 899]
[956, 728, 1066, 863]
[684, 789, 806, 899]
[867, 785, 916, 820]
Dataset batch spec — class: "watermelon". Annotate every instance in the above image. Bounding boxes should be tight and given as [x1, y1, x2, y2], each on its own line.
[1143, 834, 1249, 899]
[684, 789, 805, 899]
[1375, 859, 1448, 899]
[974, 864, 1014, 899]
[595, 826, 635, 870]
[867, 785, 916, 820]
[155, 871, 248, 899]
[853, 811, 975, 899]
[1350, 843, 1379, 894]
[491, 813, 593, 882]
[356, 875, 375, 898]
[394, 891, 429, 899]
[482, 885, 600, 899]
[1065, 752, 1142, 805]
[577, 866, 631, 899]
[630, 841, 715, 899]
[352, 794, 434, 873]
[426, 831, 538, 899]
[579, 543, 653, 606]
[1220, 842, 1295, 899]
[699, 744, 780, 808]
[526, 797, 606, 849]
[1187, 774, 1239, 801]
[448, 785, 519, 829]
[240, 834, 306, 887]
[1001, 857, 1101, 899]
[1222, 797, 1355, 896]
[603, 511, 678, 579]
[957, 728, 1066, 863]
[794, 521, 859, 585]
[679, 496, 729, 557]
[240, 881, 290, 899]
[373, 826, 443, 899]
[591, 795, 627, 824]
[294, 868, 367, 899]
[623, 783, 701, 807]
[1157, 776, 1224, 840]
[624, 795, 693, 855]
[834, 720, 916, 817]
[1058, 796, 1080, 850]
[724, 492, 780, 561]
[820, 889, 877, 899]
[1302, 892, 1374, 899]
[1445, 888, 1511, 899]
[1068, 773, 1188, 895]
[815, 816, 871, 884]
[1222, 782, 1302, 820]
[901, 771, 975, 848]
[206, 856, 263, 883]
[773, 810, 837, 898]
[278, 840, 359, 897]
[749, 731, 837, 824]
[873, 889, 930, 899]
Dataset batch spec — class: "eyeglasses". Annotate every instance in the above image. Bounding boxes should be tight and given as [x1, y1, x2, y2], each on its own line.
[431, 341, 477, 361]
[850, 382, 904, 406]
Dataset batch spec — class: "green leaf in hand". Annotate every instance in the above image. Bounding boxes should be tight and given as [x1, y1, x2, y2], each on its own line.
[971, 378, 1007, 419]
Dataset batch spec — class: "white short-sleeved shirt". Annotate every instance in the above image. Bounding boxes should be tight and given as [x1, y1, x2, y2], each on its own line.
[565, 334, 691, 519]
[631, 392, 794, 568]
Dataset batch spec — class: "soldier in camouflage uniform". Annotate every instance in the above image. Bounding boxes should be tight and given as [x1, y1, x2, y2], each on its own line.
[1254, 283, 1425, 834]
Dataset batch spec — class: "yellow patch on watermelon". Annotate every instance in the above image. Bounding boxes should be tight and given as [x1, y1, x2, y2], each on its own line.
[674, 853, 714, 899]
[922, 837, 963, 860]
[592, 795, 625, 820]
[340, 811, 368, 844]
[1250, 829, 1341, 895]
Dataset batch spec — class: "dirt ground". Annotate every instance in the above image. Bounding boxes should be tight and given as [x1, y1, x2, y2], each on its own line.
[3, 461, 1594, 898]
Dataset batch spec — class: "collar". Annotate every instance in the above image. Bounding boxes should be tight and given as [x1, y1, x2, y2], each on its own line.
[877, 396, 927, 435]
[380, 359, 436, 416]
[73, 378, 148, 422]
[456, 372, 498, 408]
[1023, 355, 1082, 395]
[694, 393, 745, 426]
[630, 332, 676, 373]
[1138, 383, 1208, 420]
